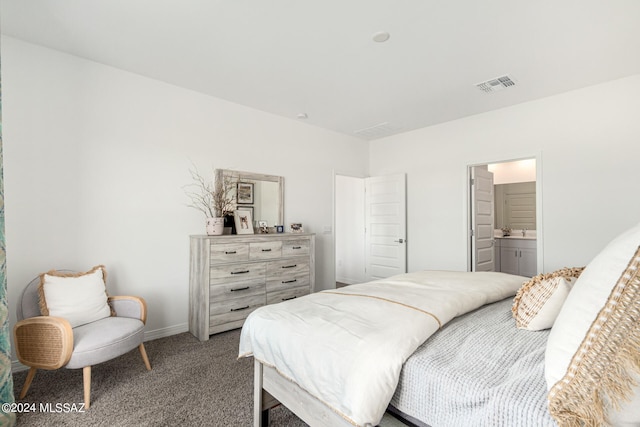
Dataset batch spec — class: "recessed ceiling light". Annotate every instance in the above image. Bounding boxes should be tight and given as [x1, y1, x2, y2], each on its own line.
[297, 113, 308, 119]
[372, 31, 390, 43]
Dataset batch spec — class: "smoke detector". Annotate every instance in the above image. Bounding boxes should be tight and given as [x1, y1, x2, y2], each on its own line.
[475, 75, 516, 93]
[372, 31, 390, 43]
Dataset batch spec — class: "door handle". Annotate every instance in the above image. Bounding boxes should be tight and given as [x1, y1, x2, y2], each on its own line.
[394, 238, 405, 243]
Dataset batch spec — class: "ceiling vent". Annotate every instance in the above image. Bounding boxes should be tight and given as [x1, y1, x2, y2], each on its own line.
[353, 122, 402, 140]
[475, 75, 516, 93]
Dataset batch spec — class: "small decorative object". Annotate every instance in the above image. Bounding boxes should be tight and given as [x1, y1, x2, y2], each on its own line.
[236, 182, 254, 204]
[206, 217, 225, 236]
[276, 225, 284, 233]
[258, 220, 269, 234]
[223, 214, 236, 235]
[184, 164, 235, 235]
[501, 226, 512, 237]
[234, 209, 254, 234]
[290, 223, 303, 233]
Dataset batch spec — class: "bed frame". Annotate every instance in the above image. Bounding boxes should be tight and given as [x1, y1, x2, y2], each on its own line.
[254, 359, 355, 427]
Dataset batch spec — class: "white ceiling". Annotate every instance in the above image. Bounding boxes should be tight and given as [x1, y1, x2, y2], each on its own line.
[2, 0, 640, 140]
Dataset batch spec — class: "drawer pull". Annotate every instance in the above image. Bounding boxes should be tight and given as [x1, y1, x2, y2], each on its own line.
[230, 270, 250, 275]
[281, 264, 297, 269]
[230, 286, 250, 292]
[225, 251, 237, 255]
[282, 279, 297, 284]
[282, 296, 297, 301]
[230, 306, 250, 312]
[292, 246, 302, 249]
[261, 248, 272, 252]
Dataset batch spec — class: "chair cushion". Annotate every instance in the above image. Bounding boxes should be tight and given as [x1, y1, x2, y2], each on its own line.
[66, 316, 145, 369]
[39, 265, 112, 328]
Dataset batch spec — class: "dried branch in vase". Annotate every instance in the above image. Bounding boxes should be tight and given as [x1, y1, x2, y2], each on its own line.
[184, 165, 235, 218]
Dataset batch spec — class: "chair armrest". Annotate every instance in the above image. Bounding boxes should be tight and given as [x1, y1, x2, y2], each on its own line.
[108, 296, 147, 324]
[13, 316, 73, 369]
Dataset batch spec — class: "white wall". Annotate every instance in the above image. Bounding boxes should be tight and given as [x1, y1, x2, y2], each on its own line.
[2, 37, 369, 347]
[335, 175, 365, 285]
[370, 74, 640, 273]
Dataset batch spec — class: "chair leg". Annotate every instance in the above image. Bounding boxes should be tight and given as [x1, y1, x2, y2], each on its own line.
[139, 343, 152, 371]
[19, 367, 37, 399]
[83, 366, 91, 409]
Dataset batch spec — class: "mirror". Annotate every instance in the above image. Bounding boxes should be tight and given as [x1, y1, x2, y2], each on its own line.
[215, 169, 284, 228]
[494, 182, 536, 230]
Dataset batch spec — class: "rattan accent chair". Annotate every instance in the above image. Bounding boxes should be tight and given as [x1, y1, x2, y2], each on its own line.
[13, 273, 152, 408]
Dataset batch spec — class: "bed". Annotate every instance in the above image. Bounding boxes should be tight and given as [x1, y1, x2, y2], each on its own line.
[238, 223, 640, 427]
[388, 297, 553, 426]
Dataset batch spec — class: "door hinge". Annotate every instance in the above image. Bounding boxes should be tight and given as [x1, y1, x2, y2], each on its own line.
[470, 178, 475, 186]
[470, 229, 475, 236]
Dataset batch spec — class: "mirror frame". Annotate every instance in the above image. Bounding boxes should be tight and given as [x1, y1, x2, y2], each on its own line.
[215, 169, 284, 226]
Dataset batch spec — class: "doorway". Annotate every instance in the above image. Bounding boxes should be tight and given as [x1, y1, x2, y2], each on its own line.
[468, 157, 543, 276]
[335, 174, 366, 287]
[334, 172, 407, 288]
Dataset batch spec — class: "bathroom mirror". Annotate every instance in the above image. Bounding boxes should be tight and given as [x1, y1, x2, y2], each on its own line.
[494, 181, 536, 230]
[215, 169, 284, 227]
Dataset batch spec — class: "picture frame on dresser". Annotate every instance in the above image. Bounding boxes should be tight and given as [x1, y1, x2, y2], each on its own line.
[234, 209, 254, 234]
[290, 223, 303, 233]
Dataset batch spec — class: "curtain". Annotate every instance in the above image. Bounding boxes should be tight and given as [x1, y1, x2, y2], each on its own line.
[0, 48, 17, 427]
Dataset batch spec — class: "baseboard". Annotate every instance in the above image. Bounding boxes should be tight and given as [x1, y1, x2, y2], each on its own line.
[11, 322, 190, 373]
[143, 322, 189, 341]
[336, 276, 363, 285]
[12, 360, 27, 373]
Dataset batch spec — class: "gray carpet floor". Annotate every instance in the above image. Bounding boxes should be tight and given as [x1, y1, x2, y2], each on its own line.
[12, 329, 410, 427]
[12, 329, 306, 427]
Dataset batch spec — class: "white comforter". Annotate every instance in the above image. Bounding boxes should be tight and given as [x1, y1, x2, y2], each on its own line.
[238, 270, 527, 427]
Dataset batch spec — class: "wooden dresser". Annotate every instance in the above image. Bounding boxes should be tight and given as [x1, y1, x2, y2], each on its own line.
[189, 233, 315, 341]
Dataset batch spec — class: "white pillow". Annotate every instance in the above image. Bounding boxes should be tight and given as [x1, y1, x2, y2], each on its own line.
[545, 223, 640, 425]
[511, 268, 583, 331]
[38, 265, 112, 328]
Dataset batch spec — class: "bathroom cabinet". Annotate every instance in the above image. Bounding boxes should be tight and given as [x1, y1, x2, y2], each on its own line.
[496, 238, 537, 277]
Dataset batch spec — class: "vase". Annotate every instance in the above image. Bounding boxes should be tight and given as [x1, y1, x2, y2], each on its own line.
[206, 217, 225, 236]
[223, 214, 236, 235]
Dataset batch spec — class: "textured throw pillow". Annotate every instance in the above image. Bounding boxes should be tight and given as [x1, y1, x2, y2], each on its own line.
[545, 223, 640, 426]
[511, 267, 584, 331]
[38, 265, 112, 328]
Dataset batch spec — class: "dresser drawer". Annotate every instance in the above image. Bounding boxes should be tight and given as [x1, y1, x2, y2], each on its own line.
[267, 258, 309, 277]
[250, 241, 283, 260]
[210, 243, 249, 264]
[266, 286, 310, 305]
[210, 281, 265, 300]
[210, 294, 265, 316]
[266, 272, 310, 293]
[282, 240, 310, 257]
[209, 262, 266, 285]
[209, 295, 265, 330]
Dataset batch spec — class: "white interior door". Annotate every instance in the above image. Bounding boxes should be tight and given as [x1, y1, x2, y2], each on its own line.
[471, 167, 495, 272]
[365, 174, 407, 281]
